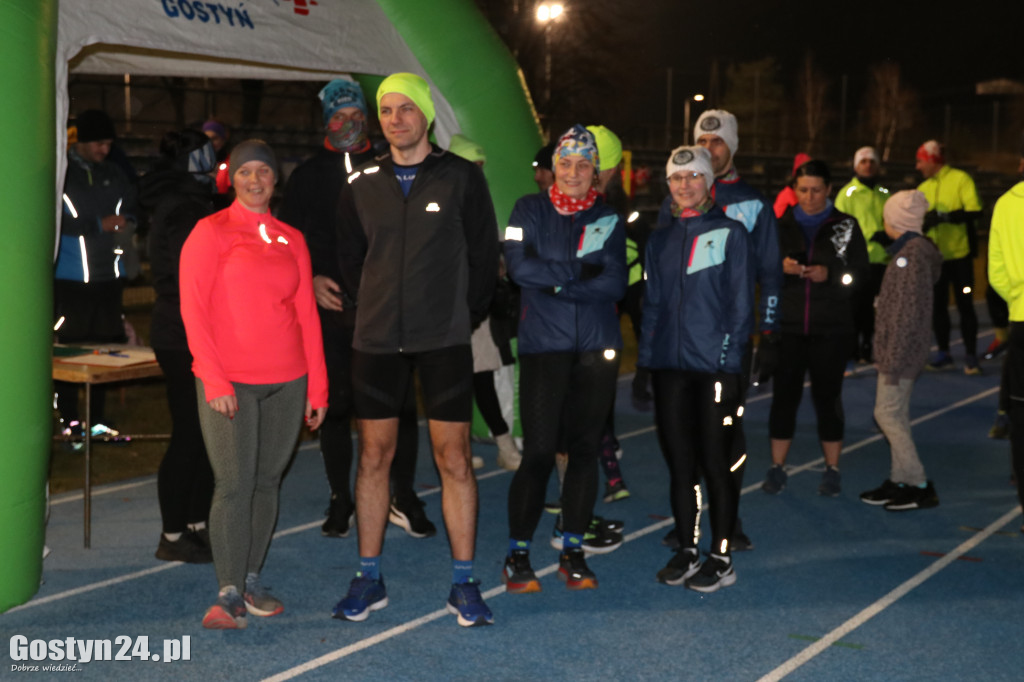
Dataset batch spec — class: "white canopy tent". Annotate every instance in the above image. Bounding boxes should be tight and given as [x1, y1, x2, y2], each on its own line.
[56, 0, 461, 201]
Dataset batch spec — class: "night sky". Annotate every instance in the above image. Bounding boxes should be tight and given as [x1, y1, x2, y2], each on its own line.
[649, 2, 1023, 97]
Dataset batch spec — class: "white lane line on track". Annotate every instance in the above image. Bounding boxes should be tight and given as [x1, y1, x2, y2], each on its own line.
[17, 384, 999, 623]
[14, 464, 514, 612]
[5, 563, 180, 614]
[757, 503, 1023, 682]
[260, 384, 1002, 681]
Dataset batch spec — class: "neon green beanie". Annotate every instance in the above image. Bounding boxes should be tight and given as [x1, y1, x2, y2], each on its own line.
[376, 72, 436, 126]
[586, 125, 622, 171]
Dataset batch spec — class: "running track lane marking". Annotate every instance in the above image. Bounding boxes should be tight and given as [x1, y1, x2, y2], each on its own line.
[756, 503, 1022, 682]
[10, 468, 515, 614]
[259, 386, 1002, 681]
[14, 387, 998, 619]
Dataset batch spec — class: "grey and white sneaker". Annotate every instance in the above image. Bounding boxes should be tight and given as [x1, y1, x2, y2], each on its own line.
[243, 573, 284, 617]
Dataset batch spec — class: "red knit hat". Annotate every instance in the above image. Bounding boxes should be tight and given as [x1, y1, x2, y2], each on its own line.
[916, 140, 944, 164]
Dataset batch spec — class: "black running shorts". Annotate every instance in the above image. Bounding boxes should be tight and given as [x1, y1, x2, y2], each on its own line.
[351, 345, 473, 422]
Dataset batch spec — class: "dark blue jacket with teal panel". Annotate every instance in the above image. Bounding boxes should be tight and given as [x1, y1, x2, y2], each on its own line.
[504, 193, 627, 355]
[639, 204, 754, 373]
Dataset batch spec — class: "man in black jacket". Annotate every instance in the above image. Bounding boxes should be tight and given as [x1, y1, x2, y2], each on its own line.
[331, 73, 498, 627]
[280, 79, 435, 541]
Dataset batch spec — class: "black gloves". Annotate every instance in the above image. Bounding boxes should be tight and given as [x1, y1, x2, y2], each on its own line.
[579, 262, 605, 280]
[753, 333, 781, 385]
[945, 209, 967, 224]
[924, 209, 968, 228]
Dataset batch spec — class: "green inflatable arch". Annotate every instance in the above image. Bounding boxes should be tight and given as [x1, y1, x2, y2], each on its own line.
[0, 0, 539, 612]
[0, 0, 58, 614]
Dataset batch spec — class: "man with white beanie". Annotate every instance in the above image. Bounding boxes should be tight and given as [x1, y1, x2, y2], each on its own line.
[656, 109, 782, 552]
[860, 190, 942, 511]
[836, 146, 891, 363]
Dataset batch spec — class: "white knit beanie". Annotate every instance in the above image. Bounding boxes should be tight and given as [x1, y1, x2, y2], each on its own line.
[665, 146, 714, 192]
[694, 109, 738, 157]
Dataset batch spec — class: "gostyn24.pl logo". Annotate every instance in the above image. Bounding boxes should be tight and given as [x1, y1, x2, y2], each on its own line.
[9, 635, 191, 669]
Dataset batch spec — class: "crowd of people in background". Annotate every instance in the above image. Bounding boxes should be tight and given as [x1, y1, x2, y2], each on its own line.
[53, 72, 1024, 630]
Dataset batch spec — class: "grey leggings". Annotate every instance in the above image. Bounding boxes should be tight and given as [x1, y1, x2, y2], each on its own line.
[197, 376, 306, 590]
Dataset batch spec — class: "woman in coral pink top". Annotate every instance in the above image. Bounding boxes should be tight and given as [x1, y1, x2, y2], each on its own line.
[180, 140, 327, 630]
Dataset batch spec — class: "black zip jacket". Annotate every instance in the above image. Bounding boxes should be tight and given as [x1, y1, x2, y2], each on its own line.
[776, 206, 870, 336]
[337, 144, 499, 353]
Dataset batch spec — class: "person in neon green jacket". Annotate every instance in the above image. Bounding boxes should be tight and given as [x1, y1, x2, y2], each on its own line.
[836, 146, 891, 363]
[915, 140, 983, 374]
[986, 153, 1024, 524]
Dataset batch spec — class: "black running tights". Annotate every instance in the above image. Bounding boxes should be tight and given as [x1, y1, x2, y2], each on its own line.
[508, 351, 619, 540]
[653, 370, 740, 555]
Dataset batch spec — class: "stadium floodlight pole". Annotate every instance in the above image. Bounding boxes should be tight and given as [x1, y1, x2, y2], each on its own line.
[536, 2, 563, 122]
[683, 93, 705, 146]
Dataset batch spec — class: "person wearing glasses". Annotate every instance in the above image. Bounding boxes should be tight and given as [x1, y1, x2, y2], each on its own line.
[641, 145, 753, 593]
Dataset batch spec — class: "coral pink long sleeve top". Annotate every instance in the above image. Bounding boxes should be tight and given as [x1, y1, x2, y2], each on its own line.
[179, 200, 328, 408]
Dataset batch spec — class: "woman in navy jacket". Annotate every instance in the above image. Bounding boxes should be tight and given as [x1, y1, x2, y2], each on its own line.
[639, 146, 753, 593]
[502, 125, 627, 592]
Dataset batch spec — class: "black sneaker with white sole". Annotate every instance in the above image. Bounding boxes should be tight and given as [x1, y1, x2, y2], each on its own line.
[884, 481, 939, 511]
[684, 553, 736, 593]
[388, 496, 437, 538]
[656, 547, 701, 586]
[591, 515, 624, 533]
[549, 515, 623, 554]
[859, 479, 901, 506]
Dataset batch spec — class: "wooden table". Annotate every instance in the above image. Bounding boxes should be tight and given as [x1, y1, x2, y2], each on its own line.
[53, 347, 166, 548]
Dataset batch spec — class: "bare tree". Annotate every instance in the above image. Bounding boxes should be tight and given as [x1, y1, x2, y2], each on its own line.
[721, 57, 783, 152]
[796, 52, 830, 155]
[862, 62, 919, 162]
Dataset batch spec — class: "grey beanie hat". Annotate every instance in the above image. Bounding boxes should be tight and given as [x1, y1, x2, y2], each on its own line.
[228, 139, 278, 184]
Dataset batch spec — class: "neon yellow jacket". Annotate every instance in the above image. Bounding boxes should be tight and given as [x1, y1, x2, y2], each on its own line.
[917, 165, 982, 260]
[988, 181, 1024, 321]
[835, 176, 891, 265]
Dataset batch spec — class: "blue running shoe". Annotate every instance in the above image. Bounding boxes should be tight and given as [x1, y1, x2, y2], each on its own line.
[446, 580, 494, 627]
[332, 574, 387, 622]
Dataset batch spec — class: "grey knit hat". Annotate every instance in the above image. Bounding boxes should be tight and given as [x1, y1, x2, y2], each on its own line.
[228, 139, 278, 184]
